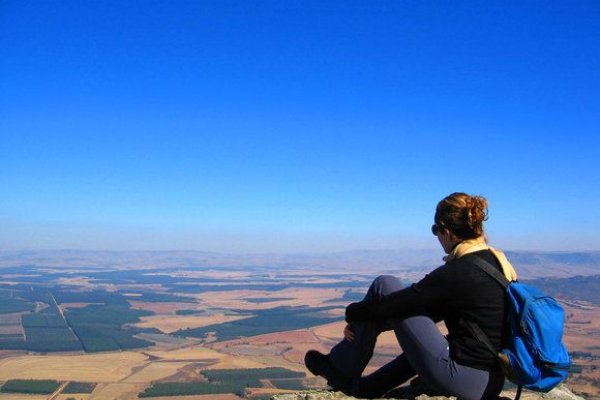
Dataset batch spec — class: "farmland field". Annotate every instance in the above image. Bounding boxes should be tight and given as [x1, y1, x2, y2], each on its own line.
[62, 381, 97, 393]
[0, 379, 60, 394]
[0, 250, 599, 399]
[139, 367, 304, 397]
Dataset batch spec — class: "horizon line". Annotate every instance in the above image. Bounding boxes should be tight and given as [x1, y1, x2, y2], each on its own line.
[2, 247, 599, 255]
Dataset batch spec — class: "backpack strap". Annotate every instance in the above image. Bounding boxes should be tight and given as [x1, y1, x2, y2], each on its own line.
[464, 318, 524, 400]
[464, 254, 511, 289]
[462, 254, 510, 355]
[464, 318, 497, 357]
[463, 255, 523, 400]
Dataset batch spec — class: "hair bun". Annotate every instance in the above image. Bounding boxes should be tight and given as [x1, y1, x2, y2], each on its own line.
[467, 196, 488, 229]
[435, 192, 488, 239]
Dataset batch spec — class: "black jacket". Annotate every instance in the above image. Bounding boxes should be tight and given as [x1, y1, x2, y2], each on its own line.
[346, 250, 506, 370]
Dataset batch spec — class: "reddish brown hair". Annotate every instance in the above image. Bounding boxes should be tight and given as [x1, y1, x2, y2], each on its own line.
[434, 192, 488, 239]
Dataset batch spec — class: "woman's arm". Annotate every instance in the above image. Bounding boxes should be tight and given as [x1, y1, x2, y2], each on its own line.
[346, 265, 452, 322]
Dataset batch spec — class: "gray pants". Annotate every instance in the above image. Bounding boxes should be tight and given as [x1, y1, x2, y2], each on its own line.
[329, 275, 504, 400]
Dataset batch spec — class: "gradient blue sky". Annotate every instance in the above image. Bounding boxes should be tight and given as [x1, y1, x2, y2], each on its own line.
[1, 1, 599, 252]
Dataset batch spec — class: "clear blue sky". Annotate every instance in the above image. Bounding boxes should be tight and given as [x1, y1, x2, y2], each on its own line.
[1, 1, 599, 252]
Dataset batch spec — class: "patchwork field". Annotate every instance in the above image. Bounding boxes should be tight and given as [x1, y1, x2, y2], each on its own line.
[194, 287, 347, 309]
[0, 395, 49, 400]
[0, 352, 147, 382]
[0, 255, 598, 399]
[562, 301, 600, 398]
[135, 313, 251, 334]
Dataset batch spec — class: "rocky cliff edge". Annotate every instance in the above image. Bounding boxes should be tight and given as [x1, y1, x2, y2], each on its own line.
[271, 385, 584, 400]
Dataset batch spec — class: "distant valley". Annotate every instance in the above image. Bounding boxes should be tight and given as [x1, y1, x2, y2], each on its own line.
[0, 250, 598, 399]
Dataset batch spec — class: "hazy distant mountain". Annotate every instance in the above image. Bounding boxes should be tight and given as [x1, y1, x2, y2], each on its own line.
[505, 251, 600, 278]
[0, 249, 443, 274]
[523, 274, 600, 305]
[0, 249, 598, 278]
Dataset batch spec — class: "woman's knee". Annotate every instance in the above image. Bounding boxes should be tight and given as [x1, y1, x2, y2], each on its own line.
[367, 275, 403, 298]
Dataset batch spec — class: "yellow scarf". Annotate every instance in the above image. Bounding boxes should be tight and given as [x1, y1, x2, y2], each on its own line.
[443, 237, 518, 281]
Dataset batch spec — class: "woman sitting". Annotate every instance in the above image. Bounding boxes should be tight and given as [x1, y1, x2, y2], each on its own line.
[305, 192, 517, 400]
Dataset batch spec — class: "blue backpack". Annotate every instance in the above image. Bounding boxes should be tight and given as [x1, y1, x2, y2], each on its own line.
[465, 256, 571, 400]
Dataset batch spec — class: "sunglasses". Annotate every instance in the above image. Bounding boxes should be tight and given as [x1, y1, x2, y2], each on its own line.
[431, 224, 443, 236]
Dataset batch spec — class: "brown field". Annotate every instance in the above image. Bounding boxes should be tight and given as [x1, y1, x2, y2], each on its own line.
[0, 352, 147, 382]
[205, 354, 269, 370]
[0, 314, 22, 325]
[0, 313, 24, 335]
[144, 347, 224, 361]
[122, 293, 143, 298]
[128, 301, 199, 314]
[562, 301, 600, 399]
[211, 329, 318, 371]
[563, 301, 600, 348]
[88, 382, 147, 400]
[120, 361, 194, 384]
[135, 313, 250, 334]
[169, 270, 253, 280]
[135, 333, 193, 350]
[0, 325, 22, 335]
[56, 276, 95, 287]
[211, 327, 316, 349]
[0, 344, 267, 399]
[196, 287, 346, 310]
[144, 346, 266, 370]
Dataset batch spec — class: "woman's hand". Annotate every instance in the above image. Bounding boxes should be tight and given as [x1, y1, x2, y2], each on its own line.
[345, 301, 370, 322]
[344, 324, 355, 342]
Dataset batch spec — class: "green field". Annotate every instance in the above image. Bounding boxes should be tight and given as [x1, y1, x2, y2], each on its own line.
[62, 381, 97, 393]
[0, 379, 61, 394]
[22, 312, 67, 328]
[22, 306, 83, 352]
[202, 367, 305, 383]
[139, 381, 245, 397]
[245, 297, 294, 303]
[0, 286, 157, 352]
[175, 309, 204, 315]
[139, 367, 305, 397]
[66, 301, 154, 352]
[175, 306, 340, 341]
[0, 298, 36, 314]
[270, 378, 307, 390]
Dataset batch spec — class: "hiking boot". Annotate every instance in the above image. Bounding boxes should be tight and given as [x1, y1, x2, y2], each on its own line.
[304, 350, 352, 393]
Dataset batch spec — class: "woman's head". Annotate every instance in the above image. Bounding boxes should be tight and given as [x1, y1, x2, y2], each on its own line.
[433, 192, 488, 240]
